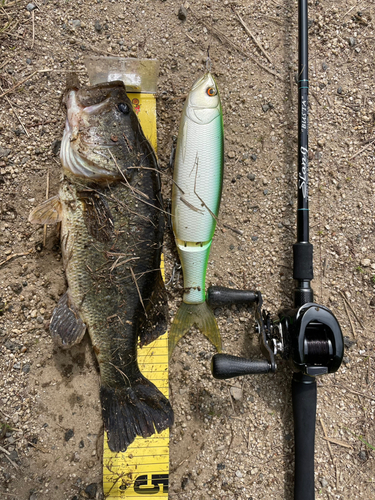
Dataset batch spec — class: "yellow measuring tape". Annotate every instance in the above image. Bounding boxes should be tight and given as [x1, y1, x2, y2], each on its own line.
[103, 93, 169, 498]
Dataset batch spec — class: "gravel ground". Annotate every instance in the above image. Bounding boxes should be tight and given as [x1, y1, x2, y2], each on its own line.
[0, 0, 374, 499]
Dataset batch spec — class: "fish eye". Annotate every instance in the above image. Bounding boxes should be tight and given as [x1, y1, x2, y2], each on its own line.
[206, 87, 217, 97]
[118, 103, 130, 114]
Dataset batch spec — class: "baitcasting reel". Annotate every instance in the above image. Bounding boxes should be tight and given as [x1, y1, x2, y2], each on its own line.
[207, 286, 344, 380]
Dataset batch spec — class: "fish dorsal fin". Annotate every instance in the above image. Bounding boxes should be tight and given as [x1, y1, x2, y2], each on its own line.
[28, 195, 63, 225]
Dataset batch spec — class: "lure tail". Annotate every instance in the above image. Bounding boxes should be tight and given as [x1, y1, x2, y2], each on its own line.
[169, 301, 222, 358]
[100, 376, 174, 452]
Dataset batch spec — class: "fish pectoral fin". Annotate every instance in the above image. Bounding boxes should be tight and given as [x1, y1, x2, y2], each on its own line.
[169, 301, 222, 359]
[50, 291, 87, 349]
[138, 270, 169, 347]
[28, 195, 63, 225]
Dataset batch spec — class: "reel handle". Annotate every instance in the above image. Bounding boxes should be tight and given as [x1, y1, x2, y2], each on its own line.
[207, 286, 259, 307]
[211, 353, 272, 379]
[292, 373, 317, 500]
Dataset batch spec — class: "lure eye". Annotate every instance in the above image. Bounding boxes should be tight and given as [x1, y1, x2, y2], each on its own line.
[206, 87, 217, 97]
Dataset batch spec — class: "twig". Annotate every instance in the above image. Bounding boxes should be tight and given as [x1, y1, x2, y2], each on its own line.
[185, 33, 196, 43]
[320, 419, 334, 460]
[31, 9, 35, 49]
[0, 85, 29, 137]
[341, 296, 356, 338]
[3, 453, 19, 470]
[43, 170, 50, 247]
[0, 249, 33, 268]
[0, 445, 10, 455]
[130, 267, 146, 314]
[0, 69, 85, 99]
[333, 383, 375, 402]
[339, 291, 364, 329]
[190, 9, 283, 81]
[232, 7, 273, 64]
[223, 223, 243, 236]
[228, 388, 235, 413]
[0, 58, 11, 70]
[349, 137, 375, 160]
[27, 441, 48, 453]
[322, 436, 352, 449]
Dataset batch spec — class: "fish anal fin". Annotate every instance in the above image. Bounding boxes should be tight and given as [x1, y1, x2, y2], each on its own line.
[28, 195, 63, 225]
[50, 291, 86, 349]
[169, 301, 222, 359]
[139, 270, 168, 347]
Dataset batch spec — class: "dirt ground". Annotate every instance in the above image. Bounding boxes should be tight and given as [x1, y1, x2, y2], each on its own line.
[1, 0, 375, 499]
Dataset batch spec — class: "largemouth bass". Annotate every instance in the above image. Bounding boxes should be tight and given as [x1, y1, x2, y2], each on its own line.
[29, 81, 173, 452]
[169, 72, 224, 357]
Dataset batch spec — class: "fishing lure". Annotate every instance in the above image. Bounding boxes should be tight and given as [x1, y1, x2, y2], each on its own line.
[169, 71, 224, 357]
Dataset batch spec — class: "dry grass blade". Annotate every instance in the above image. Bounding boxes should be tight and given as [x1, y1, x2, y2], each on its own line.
[339, 291, 364, 329]
[130, 266, 146, 314]
[0, 249, 33, 268]
[232, 6, 274, 64]
[190, 8, 283, 81]
[320, 419, 334, 460]
[322, 436, 352, 449]
[0, 85, 29, 137]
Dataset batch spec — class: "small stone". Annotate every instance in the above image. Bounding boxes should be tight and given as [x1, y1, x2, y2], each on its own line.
[247, 173, 256, 181]
[178, 6, 187, 21]
[320, 478, 328, 488]
[26, 58, 32, 64]
[262, 103, 270, 113]
[71, 19, 81, 28]
[348, 37, 356, 47]
[358, 450, 367, 461]
[251, 236, 258, 242]
[228, 151, 236, 159]
[79, 439, 84, 448]
[11, 282, 23, 294]
[250, 154, 257, 161]
[337, 87, 343, 94]
[230, 386, 243, 401]
[13, 362, 21, 370]
[342, 356, 350, 365]
[217, 463, 225, 470]
[64, 429, 74, 441]
[361, 258, 371, 267]
[23, 363, 31, 374]
[94, 20, 102, 32]
[9, 450, 19, 462]
[51, 140, 61, 156]
[235, 470, 243, 478]
[26, 3, 37, 12]
[29, 491, 38, 500]
[322, 62, 328, 71]
[263, 189, 269, 195]
[343, 336, 356, 349]
[85, 483, 98, 498]
[0, 146, 10, 158]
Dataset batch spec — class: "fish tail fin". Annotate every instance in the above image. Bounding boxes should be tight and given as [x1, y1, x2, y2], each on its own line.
[169, 301, 222, 359]
[100, 377, 173, 453]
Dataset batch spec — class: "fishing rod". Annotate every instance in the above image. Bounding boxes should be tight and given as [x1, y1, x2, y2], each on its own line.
[206, 0, 344, 498]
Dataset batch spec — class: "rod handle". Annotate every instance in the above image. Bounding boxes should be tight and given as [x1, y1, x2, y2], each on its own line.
[292, 373, 317, 500]
[211, 354, 272, 379]
[207, 286, 258, 308]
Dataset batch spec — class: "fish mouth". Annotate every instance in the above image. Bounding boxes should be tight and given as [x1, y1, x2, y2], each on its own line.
[60, 88, 123, 181]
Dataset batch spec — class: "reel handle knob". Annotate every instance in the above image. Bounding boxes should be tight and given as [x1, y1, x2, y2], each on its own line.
[207, 286, 259, 307]
[211, 353, 272, 379]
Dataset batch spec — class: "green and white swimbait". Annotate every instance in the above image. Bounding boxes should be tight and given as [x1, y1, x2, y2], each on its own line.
[169, 71, 224, 357]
